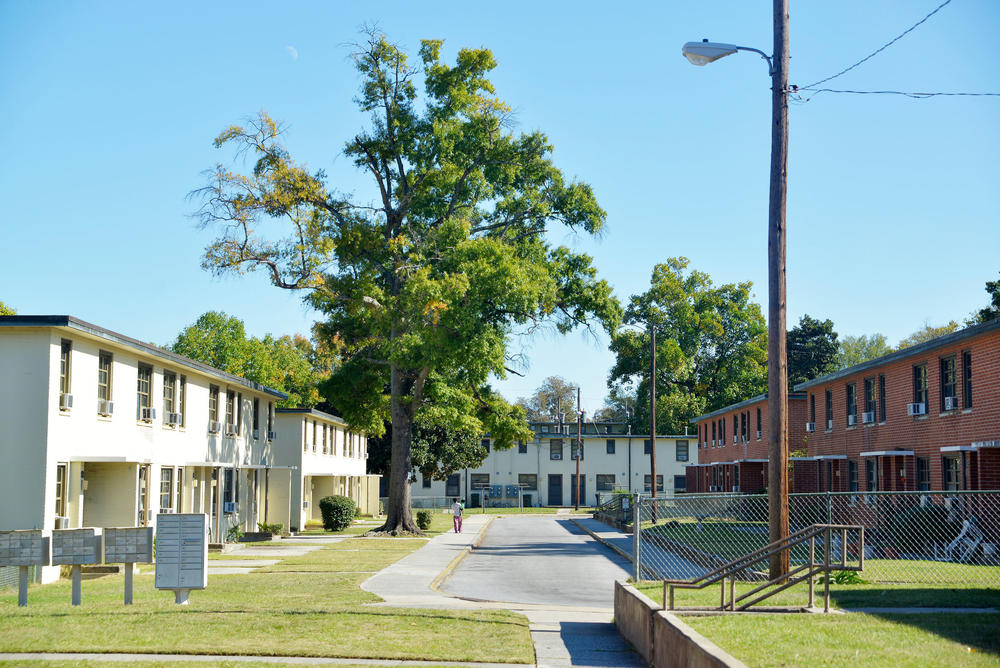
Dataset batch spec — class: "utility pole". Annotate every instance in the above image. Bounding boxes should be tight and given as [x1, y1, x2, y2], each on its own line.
[649, 325, 657, 521]
[575, 386, 582, 511]
[767, 0, 791, 579]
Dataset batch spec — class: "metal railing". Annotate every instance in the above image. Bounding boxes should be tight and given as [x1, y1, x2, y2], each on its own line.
[664, 523, 864, 612]
[595, 490, 1000, 587]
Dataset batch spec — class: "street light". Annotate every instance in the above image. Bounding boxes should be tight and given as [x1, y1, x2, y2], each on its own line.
[682, 0, 790, 580]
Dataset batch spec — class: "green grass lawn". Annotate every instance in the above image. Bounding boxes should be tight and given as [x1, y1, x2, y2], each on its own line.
[0, 536, 534, 664]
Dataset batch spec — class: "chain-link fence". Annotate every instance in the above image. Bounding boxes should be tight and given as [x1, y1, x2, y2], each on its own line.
[596, 490, 1000, 586]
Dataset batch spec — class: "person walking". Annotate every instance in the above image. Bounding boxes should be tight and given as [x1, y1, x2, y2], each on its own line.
[451, 497, 463, 533]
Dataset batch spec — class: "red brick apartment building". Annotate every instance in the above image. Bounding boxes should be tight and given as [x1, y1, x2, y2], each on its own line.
[687, 319, 1000, 494]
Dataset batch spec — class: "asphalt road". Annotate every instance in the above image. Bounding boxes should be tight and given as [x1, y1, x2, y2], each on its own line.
[441, 515, 632, 608]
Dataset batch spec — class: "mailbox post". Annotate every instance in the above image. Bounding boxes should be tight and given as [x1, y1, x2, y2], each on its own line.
[51, 528, 103, 606]
[0, 530, 51, 607]
[155, 513, 209, 604]
[104, 526, 154, 605]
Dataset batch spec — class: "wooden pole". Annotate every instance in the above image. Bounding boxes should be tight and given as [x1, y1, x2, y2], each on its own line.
[650, 325, 657, 522]
[768, 0, 791, 579]
[575, 387, 582, 511]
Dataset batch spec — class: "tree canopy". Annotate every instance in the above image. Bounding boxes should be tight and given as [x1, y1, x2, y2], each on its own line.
[607, 258, 767, 435]
[0, 301, 15, 315]
[169, 311, 330, 407]
[194, 32, 620, 533]
[834, 333, 894, 370]
[515, 376, 579, 422]
[787, 314, 838, 386]
[896, 321, 960, 350]
[970, 272, 1000, 324]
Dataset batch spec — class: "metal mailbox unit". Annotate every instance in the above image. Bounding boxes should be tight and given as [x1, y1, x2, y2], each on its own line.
[0, 529, 51, 606]
[51, 528, 103, 606]
[104, 526, 154, 605]
[154, 513, 208, 604]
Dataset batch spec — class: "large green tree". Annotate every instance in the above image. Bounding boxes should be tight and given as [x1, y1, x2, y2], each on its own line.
[969, 272, 1000, 324]
[169, 311, 329, 407]
[194, 33, 620, 533]
[515, 376, 579, 422]
[786, 314, 838, 386]
[897, 321, 960, 350]
[607, 258, 767, 435]
[835, 333, 893, 369]
[0, 301, 15, 315]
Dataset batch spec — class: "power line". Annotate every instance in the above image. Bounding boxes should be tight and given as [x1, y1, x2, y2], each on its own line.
[799, 0, 953, 91]
[793, 88, 1000, 102]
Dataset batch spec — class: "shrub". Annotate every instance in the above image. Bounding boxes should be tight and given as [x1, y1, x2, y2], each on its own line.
[416, 510, 432, 530]
[319, 495, 356, 532]
[257, 522, 283, 534]
[225, 524, 244, 543]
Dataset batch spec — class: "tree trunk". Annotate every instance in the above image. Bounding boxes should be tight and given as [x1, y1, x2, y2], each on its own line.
[375, 365, 422, 534]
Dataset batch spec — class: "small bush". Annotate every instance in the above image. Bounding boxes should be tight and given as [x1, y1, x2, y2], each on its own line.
[225, 525, 244, 543]
[416, 510, 432, 530]
[319, 495, 356, 532]
[257, 522, 283, 534]
[819, 570, 866, 585]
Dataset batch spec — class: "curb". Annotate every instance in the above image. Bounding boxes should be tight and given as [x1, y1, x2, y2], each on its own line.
[570, 518, 634, 563]
[429, 515, 496, 593]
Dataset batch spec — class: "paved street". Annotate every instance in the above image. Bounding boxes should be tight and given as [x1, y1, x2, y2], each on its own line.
[442, 515, 632, 608]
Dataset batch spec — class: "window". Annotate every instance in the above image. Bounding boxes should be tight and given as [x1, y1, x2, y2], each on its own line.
[471, 473, 490, 489]
[59, 339, 72, 401]
[916, 457, 930, 491]
[674, 475, 687, 492]
[54, 464, 67, 517]
[223, 468, 235, 505]
[422, 473, 432, 489]
[253, 398, 260, 433]
[312, 421, 317, 452]
[518, 440, 528, 454]
[446, 474, 460, 497]
[550, 439, 563, 459]
[518, 473, 537, 490]
[962, 351, 972, 408]
[711, 422, 716, 445]
[809, 394, 815, 423]
[943, 456, 961, 491]
[643, 475, 664, 492]
[676, 440, 689, 462]
[97, 351, 113, 405]
[643, 439, 652, 455]
[878, 374, 886, 423]
[209, 385, 220, 423]
[322, 425, 328, 454]
[136, 364, 152, 420]
[481, 438, 490, 453]
[720, 419, 726, 445]
[163, 371, 176, 417]
[160, 467, 173, 513]
[863, 378, 875, 420]
[848, 460, 858, 493]
[940, 356, 957, 411]
[225, 390, 236, 427]
[178, 375, 186, 427]
[236, 393, 243, 431]
[845, 383, 857, 423]
[571, 439, 583, 460]
[596, 474, 615, 491]
[606, 439, 616, 454]
[756, 408, 762, 437]
[740, 413, 746, 442]
[865, 459, 878, 492]
[732, 414, 738, 440]
[267, 401, 274, 435]
[912, 364, 928, 409]
[825, 390, 833, 429]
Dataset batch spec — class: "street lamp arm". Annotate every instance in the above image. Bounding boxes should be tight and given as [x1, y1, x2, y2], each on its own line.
[734, 46, 774, 76]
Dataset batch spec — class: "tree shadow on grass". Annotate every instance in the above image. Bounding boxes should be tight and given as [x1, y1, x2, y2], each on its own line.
[831, 586, 1000, 609]
[866, 611, 1000, 657]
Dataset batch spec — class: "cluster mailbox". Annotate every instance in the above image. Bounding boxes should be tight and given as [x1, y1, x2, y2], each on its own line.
[155, 513, 208, 604]
[51, 528, 103, 606]
[104, 526, 153, 605]
[0, 530, 51, 606]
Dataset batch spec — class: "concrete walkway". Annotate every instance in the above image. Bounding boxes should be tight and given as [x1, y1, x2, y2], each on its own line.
[364, 513, 644, 667]
[206, 536, 347, 574]
[572, 517, 708, 580]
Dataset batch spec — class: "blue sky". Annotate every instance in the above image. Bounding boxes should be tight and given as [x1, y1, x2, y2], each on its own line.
[2, 1, 998, 416]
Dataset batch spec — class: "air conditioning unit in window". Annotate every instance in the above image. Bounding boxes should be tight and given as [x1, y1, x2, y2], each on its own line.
[165, 412, 182, 426]
[552, 453, 562, 460]
[805, 422, 816, 433]
[140, 406, 156, 422]
[712, 439, 716, 447]
[562, 426, 570, 435]
[907, 402, 927, 416]
[223, 501, 237, 514]
[98, 399, 114, 416]
[225, 423, 238, 436]
[732, 485, 739, 493]
[209, 420, 221, 433]
[756, 430, 762, 439]
[60, 393, 73, 409]
[944, 396, 959, 411]
[267, 430, 277, 441]
[861, 411, 875, 424]
[252, 428, 260, 440]
[733, 435, 738, 444]
[847, 414, 857, 427]
[826, 419, 834, 431]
